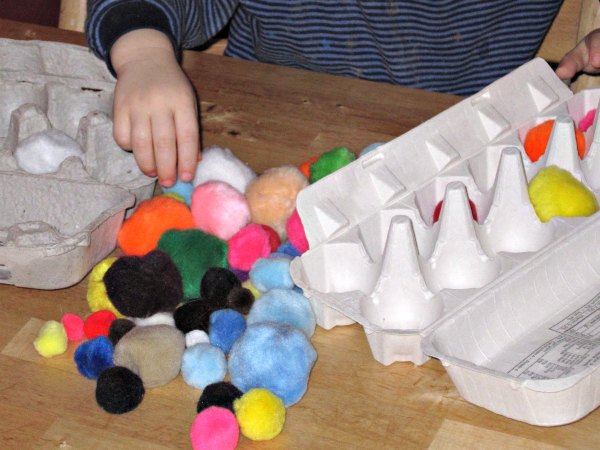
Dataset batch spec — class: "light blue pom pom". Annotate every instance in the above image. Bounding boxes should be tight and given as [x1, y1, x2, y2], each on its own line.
[181, 343, 227, 389]
[228, 322, 317, 407]
[209, 309, 247, 353]
[74, 336, 114, 380]
[161, 179, 194, 205]
[247, 288, 316, 337]
[359, 142, 384, 157]
[249, 254, 294, 291]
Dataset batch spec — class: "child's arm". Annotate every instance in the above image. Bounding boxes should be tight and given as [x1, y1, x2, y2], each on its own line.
[556, 29, 600, 80]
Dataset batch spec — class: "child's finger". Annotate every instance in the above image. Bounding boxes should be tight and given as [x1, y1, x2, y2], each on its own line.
[555, 44, 586, 80]
[151, 112, 177, 187]
[587, 31, 600, 69]
[112, 108, 132, 150]
[175, 105, 200, 183]
[131, 116, 156, 177]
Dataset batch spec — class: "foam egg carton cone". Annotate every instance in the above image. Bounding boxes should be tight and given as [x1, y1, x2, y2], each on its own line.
[290, 58, 600, 370]
[0, 38, 155, 208]
[0, 170, 134, 289]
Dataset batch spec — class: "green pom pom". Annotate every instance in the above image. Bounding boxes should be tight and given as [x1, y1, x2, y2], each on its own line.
[309, 146, 356, 183]
[158, 229, 228, 300]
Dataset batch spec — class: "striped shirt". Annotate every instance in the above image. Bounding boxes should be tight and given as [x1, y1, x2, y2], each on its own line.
[86, 0, 563, 95]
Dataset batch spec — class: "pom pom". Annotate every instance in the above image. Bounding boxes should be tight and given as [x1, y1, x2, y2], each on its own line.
[209, 309, 247, 353]
[74, 336, 114, 379]
[96, 366, 144, 414]
[161, 179, 194, 204]
[87, 256, 122, 317]
[285, 209, 309, 253]
[61, 313, 85, 341]
[33, 320, 68, 357]
[298, 155, 319, 178]
[227, 224, 272, 271]
[200, 267, 241, 303]
[359, 142, 383, 157]
[249, 255, 294, 292]
[276, 241, 301, 258]
[103, 250, 182, 318]
[524, 120, 586, 162]
[174, 299, 223, 334]
[260, 224, 281, 251]
[131, 312, 175, 327]
[158, 229, 228, 300]
[117, 196, 194, 256]
[108, 318, 136, 346]
[197, 382, 243, 413]
[230, 267, 249, 282]
[227, 286, 255, 315]
[528, 166, 599, 222]
[14, 128, 84, 174]
[228, 322, 317, 407]
[193, 145, 257, 194]
[186, 329, 210, 347]
[432, 198, 478, 223]
[191, 181, 250, 240]
[579, 109, 597, 133]
[181, 343, 227, 389]
[190, 406, 239, 450]
[113, 325, 185, 388]
[84, 310, 117, 339]
[242, 280, 262, 301]
[309, 146, 356, 183]
[234, 388, 286, 441]
[246, 166, 308, 239]
[247, 288, 316, 337]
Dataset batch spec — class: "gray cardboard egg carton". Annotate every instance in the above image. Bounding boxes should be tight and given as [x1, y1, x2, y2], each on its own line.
[0, 38, 155, 289]
[291, 58, 600, 425]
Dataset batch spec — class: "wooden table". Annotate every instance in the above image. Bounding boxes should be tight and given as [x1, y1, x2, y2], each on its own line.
[0, 18, 597, 449]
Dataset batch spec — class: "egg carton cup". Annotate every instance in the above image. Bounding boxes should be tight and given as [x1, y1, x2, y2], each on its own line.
[291, 58, 600, 375]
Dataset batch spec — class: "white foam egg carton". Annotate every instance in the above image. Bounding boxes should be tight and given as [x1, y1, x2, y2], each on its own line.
[290, 58, 600, 425]
[0, 38, 153, 288]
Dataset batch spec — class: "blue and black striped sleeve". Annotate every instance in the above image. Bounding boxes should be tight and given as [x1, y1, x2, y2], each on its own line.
[85, 0, 238, 69]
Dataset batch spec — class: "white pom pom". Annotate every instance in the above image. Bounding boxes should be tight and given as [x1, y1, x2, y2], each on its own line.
[15, 129, 84, 174]
[193, 145, 256, 193]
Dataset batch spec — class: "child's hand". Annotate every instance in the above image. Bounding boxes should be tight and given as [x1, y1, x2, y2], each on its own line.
[556, 28, 600, 80]
[110, 29, 199, 187]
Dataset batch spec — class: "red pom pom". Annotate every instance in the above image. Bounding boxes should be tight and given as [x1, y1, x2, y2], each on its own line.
[286, 209, 309, 253]
[259, 225, 281, 252]
[432, 199, 478, 223]
[61, 313, 85, 341]
[84, 310, 117, 339]
[227, 224, 272, 271]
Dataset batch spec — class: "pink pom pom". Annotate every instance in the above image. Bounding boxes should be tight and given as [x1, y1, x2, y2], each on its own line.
[61, 313, 85, 341]
[190, 406, 239, 450]
[579, 109, 597, 133]
[286, 209, 309, 253]
[191, 181, 251, 240]
[228, 224, 272, 271]
[260, 224, 281, 252]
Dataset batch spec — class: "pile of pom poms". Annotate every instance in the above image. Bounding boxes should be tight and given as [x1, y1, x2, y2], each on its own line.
[33, 144, 362, 447]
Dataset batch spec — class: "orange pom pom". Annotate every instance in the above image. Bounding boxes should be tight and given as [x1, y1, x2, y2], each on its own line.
[298, 156, 319, 178]
[118, 197, 194, 256]
[524, 119, 586, 162]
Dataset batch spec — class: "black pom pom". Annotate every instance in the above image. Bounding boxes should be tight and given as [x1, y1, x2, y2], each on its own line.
[103, 250, 182, 318]
[108, 318, 136, 346]
[226, 286, 255, 315]
[96, 366, 145, 414]
[174, 298, 223, 334]
[200, 267, 240, 305]
[197, 381, 243, 413]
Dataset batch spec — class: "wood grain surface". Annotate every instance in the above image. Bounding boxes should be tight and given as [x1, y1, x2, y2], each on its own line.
[1, 19, 599, 450]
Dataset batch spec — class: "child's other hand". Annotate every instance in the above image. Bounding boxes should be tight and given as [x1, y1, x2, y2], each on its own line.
[556, 29, 600, 81]
[110, 29, 199, 187]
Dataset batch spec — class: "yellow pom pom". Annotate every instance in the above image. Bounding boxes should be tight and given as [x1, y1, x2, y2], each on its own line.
[162, 192, 186, 203]
[242, 280, 262, 300]
[528, 166, 599, 223]
[33, 320, 68, 357]
[234, 388, 286, 441]
[87, 256, 123, 317]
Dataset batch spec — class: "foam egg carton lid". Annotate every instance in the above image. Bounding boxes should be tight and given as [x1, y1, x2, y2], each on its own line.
[291, 58, 600, 425]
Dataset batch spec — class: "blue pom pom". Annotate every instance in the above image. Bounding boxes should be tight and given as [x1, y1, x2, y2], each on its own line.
[74, 336, 114, 380]
[209, 309, 247, 353]
[247, 288, 316, 337]
[359, 142, 383, 157]
[161, 179, 194, 204]
[228, 322, 317, 407]
[249, 254, 294, 291]
[181, 343, 227, 389]
[276, 242, 301, 258]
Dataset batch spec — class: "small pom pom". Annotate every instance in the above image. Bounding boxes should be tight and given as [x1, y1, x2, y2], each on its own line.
[33, 320, 68, 357]
[190, 406, 239, 450]
[182, 343, 227, 389]
[226, 286, 255, 315]
[74, 336, 114, 379]
[174, 298, 223, 334]
[108, 318, 136, 346]
[191, 181, 251, 240]
[309, 146, 356, 183]
[524, 120, 586, 162]
[276, 241, 301, 258]
[197, 382, 243, 413]
[84, 310, 117, 339]
[117, 196, 194, 256]
[432, 199, 478, 223]
[96, 366, 145, 414]
[227, 224, 272, 271]
[61, 313, 85, 341]
[87, 256, 122, 317]
[259, 224, 281, 252]
[230, 267, 250, 282]
[249, 255, 294, 292]
[14, 128, 84, 175]
[162, 191, 186, 203]
[359, 142, 383, 157]
[242, 280, 262, 301]
[234, 388, 286, 441]
[186, 329, 210, 347]
[161, 179, 194, 204]
[193, 145, 257, 194]
[104, 250, 182, 318]
[200, 267, 241, 303]
[579, 109, 597, 133]
[209, 309, 247, 353]
[528, 165, 599, 222]
[285, 209, 309, 253]
[298, 155, 319, 178]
